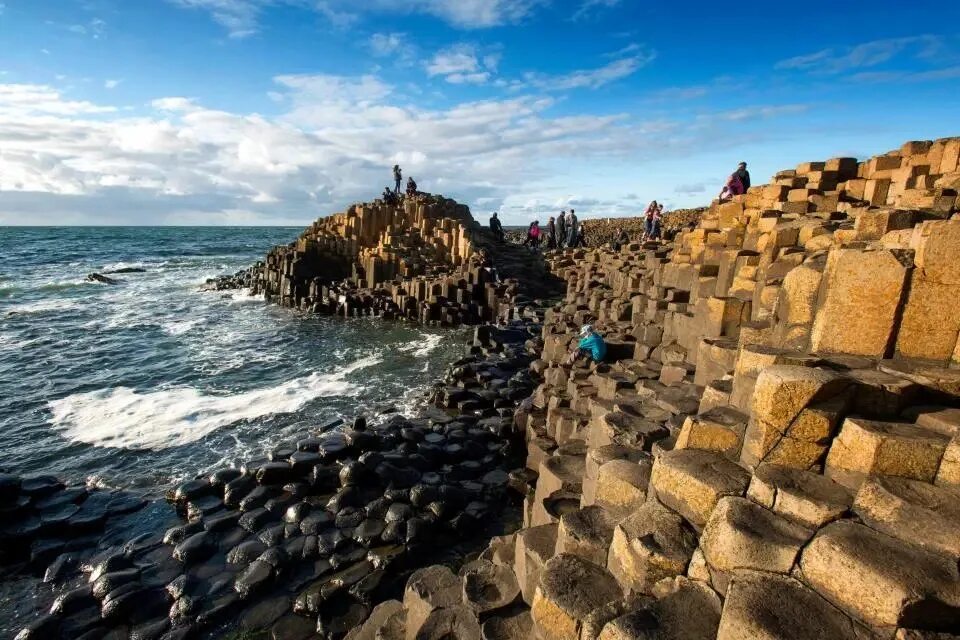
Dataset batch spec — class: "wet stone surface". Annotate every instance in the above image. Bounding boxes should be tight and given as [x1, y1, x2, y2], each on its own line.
[7, 320, 542, 639]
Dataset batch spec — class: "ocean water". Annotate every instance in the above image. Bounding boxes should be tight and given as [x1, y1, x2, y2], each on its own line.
[0, 227, 464, 496]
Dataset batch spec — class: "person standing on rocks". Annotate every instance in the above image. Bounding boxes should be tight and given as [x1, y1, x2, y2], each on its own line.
[393, 164, 402, 194]
[557, 211, 567, 249]
[566, 324, 607, 365]
[642, 200, 658, 241]
[546, 216, 557, 249]
[490, 212, 504, 241]
[566, 209, 578, 247]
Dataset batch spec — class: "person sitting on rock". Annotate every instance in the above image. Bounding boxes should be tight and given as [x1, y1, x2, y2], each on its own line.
[566, 324, 607, 365]
[473, 248, 500, 283]
[393, 164, 402, 194]
[611, 227, 629, 251]
[382, 186, 397, 205]
[405, 177, 418, 197]
[490, 212, 504, 241]
[719, 162, 749, 201]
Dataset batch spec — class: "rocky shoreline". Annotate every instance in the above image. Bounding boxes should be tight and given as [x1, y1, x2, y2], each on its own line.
[9, 317, 550, 640]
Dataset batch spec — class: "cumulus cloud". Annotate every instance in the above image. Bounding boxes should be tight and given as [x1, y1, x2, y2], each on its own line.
[426, 44, 499, 84]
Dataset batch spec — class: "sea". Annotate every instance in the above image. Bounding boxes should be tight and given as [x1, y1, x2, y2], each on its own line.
[0, 227, 465, 496]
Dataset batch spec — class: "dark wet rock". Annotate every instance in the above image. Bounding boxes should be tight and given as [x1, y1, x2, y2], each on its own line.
[173, 531, 216, 564]
[284, 501, 311, 524]
[385, 502, 414, 523]
[218, 527, 249, 551]
[44, 552, 79, 583]
[173, 479, 212, 503]
[346, 430, 378, 452]
[327, 487, 361, 512]
[106, 492, 148, 515]
[381, 520, 406, 544]
[271, 613, 317, 640]
[59, 605, 103, 637]
[317, 596, 371, 640]
[20, 475, 64, 499]
[289, 451, 321, 475]
[410, 484, 440, 508]
[186, 494, 223, 520]
[358, 451, 385, 469]
[312, 464, 340, 491]
[228, 539, 268, 566]
[50, 584, 96, 615]
[318, 435, 349, 460]
[376, 462, 421, 489]
[130, 619, 170, 640]
[164, 521, 203, 546]
[195, 592, 239, 627]
[169, 593, 199, 623]
[269, 446, 297, 462]
[235, 560, 274, 599]
[364, 496, 391, 520]
[166, 574, 194, 600]
[92, 568, 140, 599]
[284, 535, 306, 559]
[264, 494, 296, 515]
[202, 509, 240, 532]
[259, 546, 289, 569]
[238, 507, 273, 532]
[354, 519, 385, 546]
[159, 624, 195, 640]
[86, 272, 121, 284]
[349, 568, 386, 603]
[302, 535, 319, 560]
[300, 512, 332, 535]
[283, 481, 311, 498]
[339, 461, 368, 487]
[239, 595, 290, 630]
[100, 581, 143, 619]
[240, 485, 279, 511]
[241, 458, 270, 476]
[331, 545, 367, 569]
[29, 538, 67, 567]
[107, 267, 147, 274]
[316, 530, 346, 555]
[224, 475, 256, 507]
[407, 517, 429, 543]
[297, 437, 323, 452]
[257, 462, 293, 485]
[209, 468, 242, 487]
[258, 524, 286, 547]
[335, 507, 365, 529]
[14, 614, 60, 640]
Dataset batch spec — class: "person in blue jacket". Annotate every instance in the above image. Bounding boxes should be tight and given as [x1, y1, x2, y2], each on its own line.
[567, 324, 607, 365]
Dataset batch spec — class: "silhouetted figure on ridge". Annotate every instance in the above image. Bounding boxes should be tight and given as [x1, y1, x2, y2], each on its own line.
[393, 164, 402, 194]
[490, 212, 504, 241]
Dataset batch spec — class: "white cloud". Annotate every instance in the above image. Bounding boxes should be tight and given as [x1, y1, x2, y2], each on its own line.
[572, 0, 621, 21]
[169, 0, 542, 37]
[426, 44, 499, 84]
[522, 49, 655, 90]
[775, 35, 945, 73]
[104, 79, 122, 90]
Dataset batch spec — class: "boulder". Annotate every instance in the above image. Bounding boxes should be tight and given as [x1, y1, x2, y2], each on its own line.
[648, 449, 750, 530]
[531, 554, 623, 640]
[746, 464, 852, 528]
[556, 506, 617, 568]
[607, 500, 696, 595]
[403, 565, 463, 640]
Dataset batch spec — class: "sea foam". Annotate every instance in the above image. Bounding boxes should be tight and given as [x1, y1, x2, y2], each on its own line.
[48, 355, 381, 450]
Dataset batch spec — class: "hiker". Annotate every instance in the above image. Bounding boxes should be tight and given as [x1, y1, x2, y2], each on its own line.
[611, 227, 629, 251]
[566, 209, 578, 247]
[546, 216, 557, 249]
[719, 162, 750, 200]
[648, 204, 664, 241]
[557, 211, 567, 249]
[566, 324, 607, 365]
[572, 221, 587, 248]
[490, 212, 504, 241]
[405, 176, 418, 197]
[382, 186, 397, 205]
[523, 221, 541, 251]
[393, 165, 402, 194]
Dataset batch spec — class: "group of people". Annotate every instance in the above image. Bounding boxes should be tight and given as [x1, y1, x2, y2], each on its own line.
[382, 165, 419, 204]
[489, 209, 585, 251]
[719, 161, 751, 201]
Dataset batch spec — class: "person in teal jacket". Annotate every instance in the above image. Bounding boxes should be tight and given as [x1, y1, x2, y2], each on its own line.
[567, 324, 607, 365]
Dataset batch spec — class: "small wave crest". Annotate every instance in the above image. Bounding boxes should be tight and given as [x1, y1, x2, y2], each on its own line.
[3, 299, 83, 316]
[399, 333, 444, 358]
[48, 355, 382, 450]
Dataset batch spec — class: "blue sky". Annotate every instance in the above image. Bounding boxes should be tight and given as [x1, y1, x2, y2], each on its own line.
[0, 0, 958, 225]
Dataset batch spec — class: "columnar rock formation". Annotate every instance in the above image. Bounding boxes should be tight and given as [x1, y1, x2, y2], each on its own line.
[219, 193, 561, 326]
[374, 137, 960, 640]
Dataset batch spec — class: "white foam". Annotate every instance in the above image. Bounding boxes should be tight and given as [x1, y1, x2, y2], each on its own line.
[3, 299, 83, 315]
[162, 318, 203, 336]
[48, 355, 381, 450]
[399, 333, 444, 358]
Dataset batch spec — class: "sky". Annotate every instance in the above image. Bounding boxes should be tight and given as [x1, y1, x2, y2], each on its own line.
[0, 1, 958, 225]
